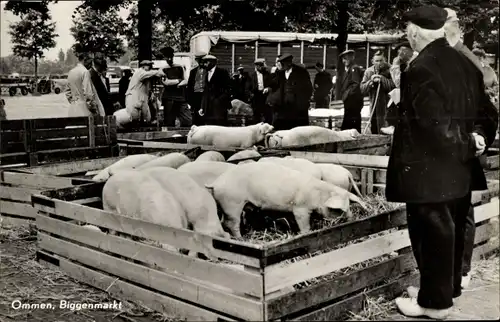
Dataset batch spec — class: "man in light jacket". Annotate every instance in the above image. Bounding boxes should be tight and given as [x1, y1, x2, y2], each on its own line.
[124, 60, 164, 123]
[65, 53, 103, 117]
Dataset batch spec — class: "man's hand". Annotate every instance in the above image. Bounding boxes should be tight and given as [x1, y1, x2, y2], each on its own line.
[314, 84, 319, 89]
[473, 132, 486, 156]
[198, 109, 204, 116]
[371, 74, 381, 83]
[263, 88, 270, 94]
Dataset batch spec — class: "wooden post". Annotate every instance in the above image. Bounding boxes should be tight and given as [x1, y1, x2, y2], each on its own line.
[277, 43, 281, 55]
[366, 42, 370, 69]
[387, 45, 392, 62]
[323, 44, 327, 68]
[300, 41, 304, 64]
[88, 116, 96, 148]
[255, 40, 259, 60]
[231, 43, 235, 74]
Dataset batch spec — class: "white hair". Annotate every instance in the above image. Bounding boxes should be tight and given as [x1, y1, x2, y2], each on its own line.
[407, 22, 445, 52]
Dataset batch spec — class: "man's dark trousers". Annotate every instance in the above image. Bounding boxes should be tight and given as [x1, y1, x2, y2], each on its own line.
[462, 204, 475, 276]
[252, 91, 272, 124]
[341, 97, 363, 133]
[406, 192, 471, 310]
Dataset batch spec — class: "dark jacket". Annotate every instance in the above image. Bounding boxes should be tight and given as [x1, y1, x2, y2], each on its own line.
[201, 66, 232, 125]
[338, 64, 364, 104]
[248, 69, 272, 99]
[231, 71, 250, 102]
[89, 68, 113, 115]
[186, 66, 203, 107]
[386, 38, 498, 203]
[314, 70, 333, 97]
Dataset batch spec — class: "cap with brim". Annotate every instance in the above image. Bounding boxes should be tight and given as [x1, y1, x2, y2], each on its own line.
[194, 52, 207, 58]
[403, 5, 448, 30]
[202, 54, 217, 61]
[139, 60, 153, 66]
[339, 49, 355, 58]
[254, 58, 266, 64]
[278, 53, 293, 62]
[237, 65, 244, 70]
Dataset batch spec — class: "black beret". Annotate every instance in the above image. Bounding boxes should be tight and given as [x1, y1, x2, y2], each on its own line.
[403, 5, 448, 30]
[278, 53, 293, 62]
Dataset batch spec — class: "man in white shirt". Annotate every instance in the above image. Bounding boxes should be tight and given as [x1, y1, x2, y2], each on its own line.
[248, 58, 272, 124]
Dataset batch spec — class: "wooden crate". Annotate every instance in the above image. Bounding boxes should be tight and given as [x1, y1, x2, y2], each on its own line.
[32, 183, 498, 321]
[481, 139, 499, 181]
[117, 127, 190, 143]
[269, 135, 391, 156]
[0, 116, 117, 169]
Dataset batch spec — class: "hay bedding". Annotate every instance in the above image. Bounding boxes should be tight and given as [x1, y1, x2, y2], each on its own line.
[0, 225, 177, 322]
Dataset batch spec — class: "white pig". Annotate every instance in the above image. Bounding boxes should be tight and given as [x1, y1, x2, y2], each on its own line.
[81, 224, 103, 232]
[177, 161, 236, 187]
[316, 163, 363, 197]
[265, 126, 358, 148]
[196, 151, 226, 162]
[206, 162, 367, 238]
[227, 149, 262, 163]
[187, 123, 274, 148]
[135, 152, 191, 170]
[139, 167, 229, 239]
[92, 154, 159, 182]
[257, 156, 322, 179]
[102, 170, 188, 252]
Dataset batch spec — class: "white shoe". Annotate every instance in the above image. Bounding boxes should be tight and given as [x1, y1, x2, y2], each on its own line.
[461, 272, 471, 289]
[395, 297, 450, 320]
[380, 126, 395, 135]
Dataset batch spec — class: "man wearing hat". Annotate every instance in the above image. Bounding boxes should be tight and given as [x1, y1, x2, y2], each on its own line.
[186, 52, 208, 125]
[248, 58, 272, 124]
[382, 40, 416, 135]
[232, 64, 250, 102]
[386, 5, 498, 319]
[360, 51, 394, 134]
[197, 54, 232, 125]
[271, 53, 313, 130]
[160, 46, 191, 128]
[338, 49, 364, 132]
[313, 62, 333, 109]
[121, 60, 164, 127]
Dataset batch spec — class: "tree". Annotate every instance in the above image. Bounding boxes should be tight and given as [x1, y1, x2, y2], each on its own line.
[58, 49, 65, 63]
[8, 9, 57, 80]
[70, 6, 127, 61]
[65, 48, 78, 67]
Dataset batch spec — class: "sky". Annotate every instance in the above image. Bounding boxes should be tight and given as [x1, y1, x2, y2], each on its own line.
[0, 0, 132, 60]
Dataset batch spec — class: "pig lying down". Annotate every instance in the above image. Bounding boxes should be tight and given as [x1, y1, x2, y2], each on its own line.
[265, 126, 360, 148]
[206, 162, 367, 238]
[92, 154, 159, 182]
[187, 123, 274, 148]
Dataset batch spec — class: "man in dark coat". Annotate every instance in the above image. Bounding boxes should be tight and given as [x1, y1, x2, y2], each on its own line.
[361, 51, 395, 134]
[313, 62, 332, 109]
[198, 55, 232, 125]
[338, 50, 364, 133]
[387, 6, 499, 319]
[186, 52, 207, 126]
[248, 58, 273, 124]
[118, 69, 133, 110]
[89, 53, 113, 115]
[271, 53, 313, 130]
[232, 65, 250, 102]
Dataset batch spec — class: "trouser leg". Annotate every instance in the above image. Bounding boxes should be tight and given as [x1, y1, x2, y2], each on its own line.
[405, 202, 455, 310]
[451, 193, 472, 297]
[461, 203, 475, 276]
[177, 101, 192, 127]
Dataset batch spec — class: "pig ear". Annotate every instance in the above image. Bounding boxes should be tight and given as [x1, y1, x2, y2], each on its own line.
[324, 194, 350, 213]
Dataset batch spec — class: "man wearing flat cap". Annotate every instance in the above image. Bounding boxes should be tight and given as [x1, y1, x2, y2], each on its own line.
[197, 55, 232, 125]
[248, 58, 273, 124]
[338, 49, 364, 132]
[231, 64, 250, 103]
[269, 53, 313, 130]
[120, 60, 164, 128]
[443, 7, 500, 293]
[313, 62, 333, 109]
[386, 5, 498, 319]
[186, 52, 208, 125]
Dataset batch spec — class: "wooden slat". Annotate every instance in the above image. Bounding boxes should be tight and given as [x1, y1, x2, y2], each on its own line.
[0, 185, 42, 202]
[264, 229, 411, 293]
[1, 142, 25, 154]
[39, 233, 263, 320]
[474, 198, 499, 223]
[0, 119, 25, 131]
[32, 146, 115, 165]
[291, 273, 419, 321]
[263, 208, 406, 265]
[474, 221, 499, 244]
[72, 197, 101, 205]
[32, 127, 91, 140]
[289, 151, 389, 168]
[0, 215, 34, 227]
[37, 214, 263, 297]
[0, 200, 37, 218]
[0, 152, 28, 167]
[33, 197, 263, 268]
[265, 252, 416, 319]
[485, 155, 499, 170]
[117, 130, 189, 141]
[37, 251, 237, 321]
[472, 240, 499, 260]
[0, 130, 25, 144]
[25, 156, 123, 176]
[1, 171, 82, 189]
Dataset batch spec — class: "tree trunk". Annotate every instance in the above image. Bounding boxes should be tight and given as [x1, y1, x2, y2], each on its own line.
[334, 1, 349, 101]
[33, 54, 40, 96]
[138, 0, 153, 61]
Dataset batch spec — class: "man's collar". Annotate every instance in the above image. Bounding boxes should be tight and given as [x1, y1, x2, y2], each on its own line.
[208, 66, 216, 73]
